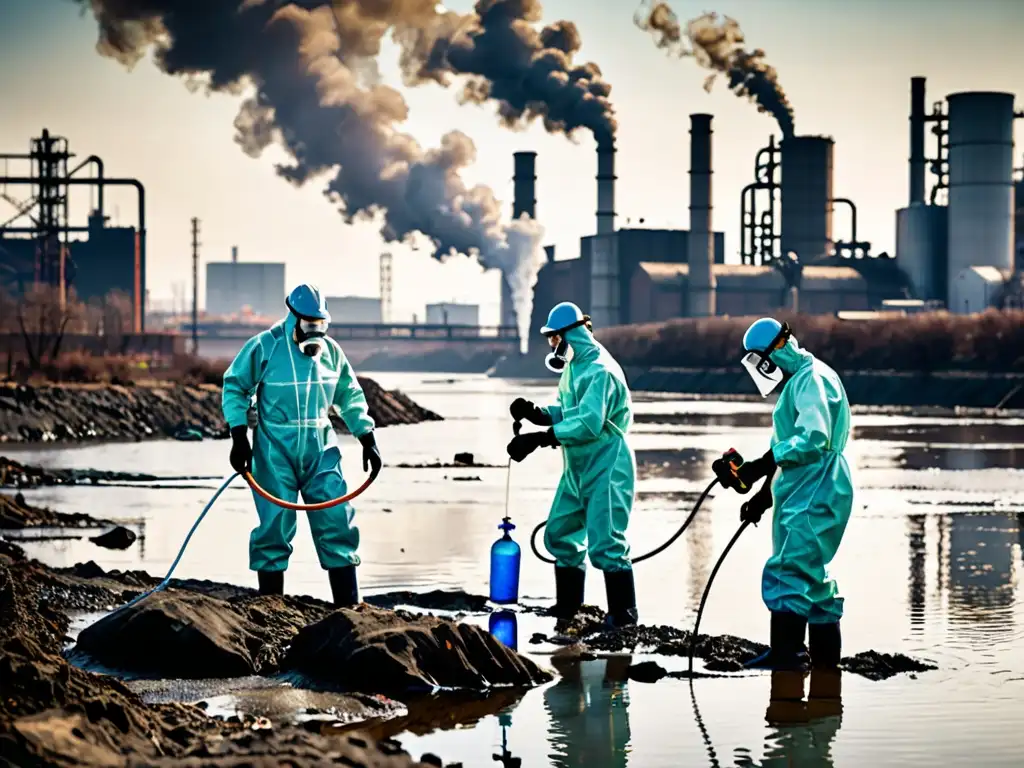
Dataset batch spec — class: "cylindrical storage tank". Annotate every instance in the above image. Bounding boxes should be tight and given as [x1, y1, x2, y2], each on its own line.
[780, 136, 834, 262]
[896, 203, 948, 301]
[1015, 179, 1024, 271]
[946, 92, 1015, 295]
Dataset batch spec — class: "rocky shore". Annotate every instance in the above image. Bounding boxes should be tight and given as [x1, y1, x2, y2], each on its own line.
[0, 377, 442, 444]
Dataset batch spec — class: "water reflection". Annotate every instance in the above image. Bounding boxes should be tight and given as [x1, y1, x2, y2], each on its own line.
[736, 670, 843, 767]
[489, 610, 518, 651]
[893, 446, 1024, 471]
[544, 652, 632, 768]
[636, 448, 714, 482]
[853, 422, 1024, 444]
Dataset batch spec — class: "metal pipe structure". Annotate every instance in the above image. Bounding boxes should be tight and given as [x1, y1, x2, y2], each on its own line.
[0, 176, 146, 331]
[830, 197, 858, 244]
[945, 91, 1016, 297]
[596, 142, 616, 235]
[909, 76, 927, 205]
[688, 114, 716, 316]
[739, 136, 780, 264]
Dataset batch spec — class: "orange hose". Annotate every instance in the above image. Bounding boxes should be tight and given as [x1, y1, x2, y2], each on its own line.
[242, 469, 377, 510]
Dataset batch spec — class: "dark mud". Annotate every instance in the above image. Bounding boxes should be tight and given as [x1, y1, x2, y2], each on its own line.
[0, 377, 441, 444]
[0, 547, 459, 767]
[528, 606, 936, 681]
[88, 525, 138, 550]
[1, 455, 184, 489]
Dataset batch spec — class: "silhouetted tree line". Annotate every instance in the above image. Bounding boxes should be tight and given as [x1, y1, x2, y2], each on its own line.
[599, 310, 1024, 373]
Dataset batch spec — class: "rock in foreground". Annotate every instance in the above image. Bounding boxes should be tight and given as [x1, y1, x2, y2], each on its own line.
[0, 548, 455, 767]
[285, 604, 552, 694]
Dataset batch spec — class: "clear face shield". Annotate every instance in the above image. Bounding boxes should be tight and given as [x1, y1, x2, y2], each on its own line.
[295, 318, 329, 357]
[741, 322, 791, 398]
[741, 351, 784, 397]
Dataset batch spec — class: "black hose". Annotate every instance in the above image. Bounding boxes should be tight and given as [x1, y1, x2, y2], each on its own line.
[687, 520, 751, 675]
[529, 478, 720, 565]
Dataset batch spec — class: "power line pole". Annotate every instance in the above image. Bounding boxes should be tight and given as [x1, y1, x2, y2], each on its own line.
[191, 217, 200, 356]
[379, 251, 392, 323]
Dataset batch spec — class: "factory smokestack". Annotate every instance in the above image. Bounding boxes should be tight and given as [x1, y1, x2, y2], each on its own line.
[688, 114, 716, 317]
[909, 77, 926, 205]
[596, 142, 616, 235]
[505, 151, 538, 328]
[231, 245, 238, 263]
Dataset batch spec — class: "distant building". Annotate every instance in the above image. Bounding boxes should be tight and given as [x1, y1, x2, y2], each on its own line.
[206, 258, 285, 317]
[949, 266, 1008, 314]
[426, 302, 480, 326]
[326, 296, 382, 324]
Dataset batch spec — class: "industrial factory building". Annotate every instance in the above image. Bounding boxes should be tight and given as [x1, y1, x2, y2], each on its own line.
[426, 302, 480, 326]
[502, 76, 1022, 336]
[327, 296, 382, 324]
[897, 80, 1023, 313]
[205, 247, 286, 318]
[0, 130, 146, 331]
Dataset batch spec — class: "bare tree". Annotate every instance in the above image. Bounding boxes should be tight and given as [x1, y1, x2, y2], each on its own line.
[102, 289, 134, 354]
[16, 283, 87, 370]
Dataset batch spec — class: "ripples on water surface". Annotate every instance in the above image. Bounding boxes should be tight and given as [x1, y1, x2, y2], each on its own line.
[7, 373, 1024, 767]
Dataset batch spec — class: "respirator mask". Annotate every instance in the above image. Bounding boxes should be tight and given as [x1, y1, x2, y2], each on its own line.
[545, 338, 574, 373]
[543, 316, 590, 374]
[294, 317, 329, 357]
[740, 322, 791, 398]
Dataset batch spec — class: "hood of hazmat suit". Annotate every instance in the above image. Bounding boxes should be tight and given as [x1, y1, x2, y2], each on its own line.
[540, 324, 637, 573]
[221, 310, 375, 573]
[762, 333, 855, 623]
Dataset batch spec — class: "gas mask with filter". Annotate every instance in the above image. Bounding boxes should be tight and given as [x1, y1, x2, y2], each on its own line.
[740, 321, 792, 397]
[543, 317, 590, 374]
[294, 316, 329, 357]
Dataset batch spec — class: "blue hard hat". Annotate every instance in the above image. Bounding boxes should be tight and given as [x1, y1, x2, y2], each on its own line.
[286, 284, 331, 322]
[743, 317, 783, 352]
[540, 302, 586, 336]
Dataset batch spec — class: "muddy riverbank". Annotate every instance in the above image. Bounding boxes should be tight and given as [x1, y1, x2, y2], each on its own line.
[0, 378, 442, 444]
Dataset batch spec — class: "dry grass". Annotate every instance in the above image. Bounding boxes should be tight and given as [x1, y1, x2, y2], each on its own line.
[8, 353, 230, 386]
[598, 310, 1024, 372]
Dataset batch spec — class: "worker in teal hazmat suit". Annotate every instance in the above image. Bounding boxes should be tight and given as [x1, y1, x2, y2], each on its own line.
[723, 317, 853, 670]
[506, 302, 638, 628]
[222, 284, 382, 606]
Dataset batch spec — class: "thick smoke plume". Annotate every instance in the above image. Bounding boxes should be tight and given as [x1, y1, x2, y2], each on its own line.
[399, 0, 617, 149]
[70, 0, 549, 345]
[634, 2, 795, 137]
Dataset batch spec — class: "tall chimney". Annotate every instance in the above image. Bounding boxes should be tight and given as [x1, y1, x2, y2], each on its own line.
[512, 151, 536, 219]
[596, 141, 616, 235]
[688, 114, 716, 317]
[231, 245, 239, 263]
[501, 151, 538, 329]
[909, 76, 926, 205]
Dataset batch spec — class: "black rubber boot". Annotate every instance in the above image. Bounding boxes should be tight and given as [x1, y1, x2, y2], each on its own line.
[551, 566, 585, 620]
[809, 621, 842, 668]
[603, 569, 639, 629]
[328, 565, 359, 608]
[257, 570, 284, 596]
[744, 611, 809, 671]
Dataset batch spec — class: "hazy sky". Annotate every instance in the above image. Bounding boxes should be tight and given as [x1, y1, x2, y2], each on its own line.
[2, 0, 1023, 324]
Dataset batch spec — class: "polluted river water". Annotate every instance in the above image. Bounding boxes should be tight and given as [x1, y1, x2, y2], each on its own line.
[5, 373, 1024, 767]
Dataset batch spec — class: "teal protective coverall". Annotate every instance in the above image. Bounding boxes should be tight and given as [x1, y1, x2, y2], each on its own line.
[764, 337, 854, 623]
[221, 313, 375, 572]
[542, 325, 636, 573]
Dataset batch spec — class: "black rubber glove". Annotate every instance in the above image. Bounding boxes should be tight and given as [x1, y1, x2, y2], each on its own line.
[510, 397, 553, 426]
[359, 432, 382, 478]
[740, 473, 775, 525]
[506, 428, 559, 463]
[229, 425, 252, 474]
[736, 448, 777, 488]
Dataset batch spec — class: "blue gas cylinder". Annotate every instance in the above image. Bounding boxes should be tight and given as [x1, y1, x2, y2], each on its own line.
[489, 517, 521, 604]
[489, 609, 518, 650]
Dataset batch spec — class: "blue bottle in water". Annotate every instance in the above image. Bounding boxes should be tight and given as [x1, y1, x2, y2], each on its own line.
[489, 516, 521, 605]
[489, 609, 518, 650]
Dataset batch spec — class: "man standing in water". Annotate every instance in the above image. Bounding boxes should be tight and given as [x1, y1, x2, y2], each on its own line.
[727, 317, 854, 670]
[506, 301, 638, 628]
[221, 284, 382, 606]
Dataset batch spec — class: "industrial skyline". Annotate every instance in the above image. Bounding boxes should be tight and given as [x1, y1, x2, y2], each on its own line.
[1, 0, 1023, 325]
